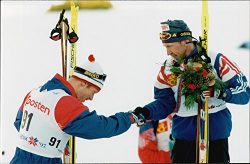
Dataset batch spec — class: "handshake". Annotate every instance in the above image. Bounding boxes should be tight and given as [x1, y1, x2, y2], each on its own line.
[129, 107, 150, 127]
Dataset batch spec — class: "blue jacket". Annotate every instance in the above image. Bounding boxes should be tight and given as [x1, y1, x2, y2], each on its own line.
[144, 47, 250, 141]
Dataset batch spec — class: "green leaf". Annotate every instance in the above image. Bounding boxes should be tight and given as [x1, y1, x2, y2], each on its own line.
[185, 94, 197, 109]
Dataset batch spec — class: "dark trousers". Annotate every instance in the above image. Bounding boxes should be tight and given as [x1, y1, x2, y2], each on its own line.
[171, 138, 230, 163]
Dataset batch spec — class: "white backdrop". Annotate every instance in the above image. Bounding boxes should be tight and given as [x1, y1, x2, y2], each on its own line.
[1, 1, 249, 163]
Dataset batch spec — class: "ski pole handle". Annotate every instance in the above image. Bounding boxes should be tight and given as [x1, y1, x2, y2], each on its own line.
[56, 9, 65, 27]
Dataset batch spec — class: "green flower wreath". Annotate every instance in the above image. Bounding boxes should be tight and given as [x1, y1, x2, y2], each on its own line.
[170, 56, 226, 109]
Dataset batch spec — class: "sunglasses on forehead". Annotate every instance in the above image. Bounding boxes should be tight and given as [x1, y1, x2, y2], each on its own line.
[74, 66, 107, 82]
[160, 31, 192, 41]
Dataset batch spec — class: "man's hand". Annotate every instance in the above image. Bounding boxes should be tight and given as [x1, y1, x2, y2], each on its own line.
[201, 88, 227, 101]
[129, 107, 150, 127]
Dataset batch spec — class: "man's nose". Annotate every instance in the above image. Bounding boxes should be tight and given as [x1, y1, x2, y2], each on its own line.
[167, 49, 172, 56]
[89, 95, 94, 101]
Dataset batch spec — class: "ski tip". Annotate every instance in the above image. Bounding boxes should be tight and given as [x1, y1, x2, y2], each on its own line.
[48, 1, 112, 12]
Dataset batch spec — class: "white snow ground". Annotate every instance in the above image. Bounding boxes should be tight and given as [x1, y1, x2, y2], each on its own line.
[1, 1, 249, 163]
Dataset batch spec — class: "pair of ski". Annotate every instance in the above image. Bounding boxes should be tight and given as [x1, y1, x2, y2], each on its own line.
[196, 0, 210, 163]
[50, 2, 78, 164]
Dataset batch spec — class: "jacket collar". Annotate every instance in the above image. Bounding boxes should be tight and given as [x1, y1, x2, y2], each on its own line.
[183, 44, 198, 64]
[54, 74, 77, 98]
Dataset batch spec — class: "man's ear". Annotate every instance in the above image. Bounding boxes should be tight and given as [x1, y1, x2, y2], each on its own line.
[185, 39, 193, 45]
[180, 40, 186, 45]
[80, 81, 87, 87]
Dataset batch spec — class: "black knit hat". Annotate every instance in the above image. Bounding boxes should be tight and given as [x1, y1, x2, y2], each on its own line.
[160, 20, 192, 43]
